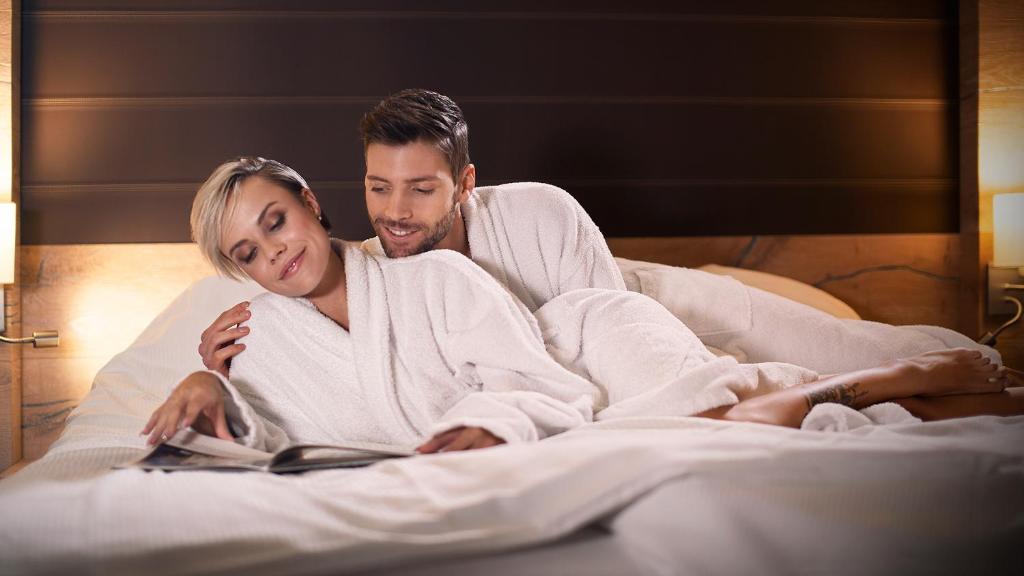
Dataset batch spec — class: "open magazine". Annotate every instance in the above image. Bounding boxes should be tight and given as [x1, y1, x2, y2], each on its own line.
[128, 428, 416, 473]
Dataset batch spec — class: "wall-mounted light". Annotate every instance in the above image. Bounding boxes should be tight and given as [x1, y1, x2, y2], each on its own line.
[981, 192, 1024, 345]
[0, 202, 58, 347]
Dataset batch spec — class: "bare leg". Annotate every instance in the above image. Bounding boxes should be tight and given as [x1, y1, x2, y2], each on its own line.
[697, 349, 1012, 428]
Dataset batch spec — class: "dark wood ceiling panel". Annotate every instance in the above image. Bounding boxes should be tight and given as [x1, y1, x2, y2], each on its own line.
[27, 1, 956, 20]
[21, 178, 956, 244]
[20, 100, 954, 185]
[21, 183, 372, 244]
[22, 13, 952, 99]
[19, 1, 960, 243]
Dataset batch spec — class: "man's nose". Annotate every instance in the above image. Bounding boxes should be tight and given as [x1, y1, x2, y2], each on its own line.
[384, 190, 412, 220]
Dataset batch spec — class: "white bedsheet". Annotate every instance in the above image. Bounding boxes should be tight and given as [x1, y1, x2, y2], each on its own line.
[1, 276, 1021, 575]
[1, 416, 1022, 575]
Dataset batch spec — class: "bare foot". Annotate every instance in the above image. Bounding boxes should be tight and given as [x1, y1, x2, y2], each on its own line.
[892, 348, 1005, 397]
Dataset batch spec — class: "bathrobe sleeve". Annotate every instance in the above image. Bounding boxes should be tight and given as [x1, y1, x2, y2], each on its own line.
[403, 251, 600, 444]
[544, 186, 627, 295]
[208, 369, 293, 453]
[469, 183, 626, 311]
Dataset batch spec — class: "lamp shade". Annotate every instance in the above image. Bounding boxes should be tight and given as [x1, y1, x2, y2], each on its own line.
[0, 202, 14, 284]
[993, 193, 1024, 268]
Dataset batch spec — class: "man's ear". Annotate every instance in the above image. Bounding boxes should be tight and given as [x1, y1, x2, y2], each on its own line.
[300, 188, 323, 218]
[457, 164, 476, 203]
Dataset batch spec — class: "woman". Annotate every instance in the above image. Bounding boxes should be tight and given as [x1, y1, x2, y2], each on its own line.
[143, 157, 1018, 453]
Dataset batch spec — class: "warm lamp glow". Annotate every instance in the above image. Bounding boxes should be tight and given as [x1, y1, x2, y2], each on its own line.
[993, 193, 1024, 268]
[0, 202, 14, 284]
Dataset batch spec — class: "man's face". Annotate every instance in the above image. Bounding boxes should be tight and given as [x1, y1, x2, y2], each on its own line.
[364, 141, 469, 258]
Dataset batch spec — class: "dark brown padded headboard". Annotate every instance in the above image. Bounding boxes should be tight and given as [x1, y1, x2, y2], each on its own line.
[19, 0, 958, 244]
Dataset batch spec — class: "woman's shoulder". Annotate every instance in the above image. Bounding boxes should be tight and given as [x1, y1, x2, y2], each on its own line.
[247, 292, 317, 323]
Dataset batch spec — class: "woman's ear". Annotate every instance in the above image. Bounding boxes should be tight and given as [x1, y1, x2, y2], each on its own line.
[457, 164, 476, 203]
[299, 188, 322, 217]
[301, 188, 332, 231]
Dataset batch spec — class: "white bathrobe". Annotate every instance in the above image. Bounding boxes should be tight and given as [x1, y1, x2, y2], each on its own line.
[218, 243, 815, 450]
[219, 243, 599, 450]
[363, 182, 996, 372]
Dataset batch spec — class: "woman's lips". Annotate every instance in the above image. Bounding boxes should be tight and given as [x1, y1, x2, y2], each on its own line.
[280, 249, 305, 280]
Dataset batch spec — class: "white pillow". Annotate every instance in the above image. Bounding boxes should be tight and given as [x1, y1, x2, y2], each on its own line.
[698, 264, 860, 320]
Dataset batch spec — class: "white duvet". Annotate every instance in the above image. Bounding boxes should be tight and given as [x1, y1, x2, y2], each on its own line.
[1, 275, 1022, 575]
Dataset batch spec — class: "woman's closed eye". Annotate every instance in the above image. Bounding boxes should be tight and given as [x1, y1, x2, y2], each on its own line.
[241, 247, 257, 264]
[269, 214, 285, 231]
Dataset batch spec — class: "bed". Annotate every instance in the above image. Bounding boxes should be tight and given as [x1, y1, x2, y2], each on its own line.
[1, 267, 1021, 575]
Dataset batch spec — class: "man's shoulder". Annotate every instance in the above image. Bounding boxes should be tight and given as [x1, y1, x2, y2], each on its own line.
[471, 182, 586, 224]
[474, 182, 576, 206]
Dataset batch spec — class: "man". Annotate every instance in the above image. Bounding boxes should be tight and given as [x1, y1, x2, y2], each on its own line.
[200, 89, 998, 389]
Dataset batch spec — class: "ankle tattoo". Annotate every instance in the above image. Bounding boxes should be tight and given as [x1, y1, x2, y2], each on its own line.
[804, 382, 867, 410]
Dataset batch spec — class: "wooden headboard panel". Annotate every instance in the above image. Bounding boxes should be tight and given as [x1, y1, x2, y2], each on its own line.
[20, 0, 958, 243]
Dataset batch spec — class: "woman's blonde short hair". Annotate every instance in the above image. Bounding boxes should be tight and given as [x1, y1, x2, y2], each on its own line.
[191, 157, 315, 280]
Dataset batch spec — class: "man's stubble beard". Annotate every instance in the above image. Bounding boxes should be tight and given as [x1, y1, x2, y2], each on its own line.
[380, 197, 460, 258]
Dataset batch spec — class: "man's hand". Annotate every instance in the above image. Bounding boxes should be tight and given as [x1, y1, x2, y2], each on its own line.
[141, 372, 234, 445]
[198, 301, 250, 377]
[416, 426, 505, 454]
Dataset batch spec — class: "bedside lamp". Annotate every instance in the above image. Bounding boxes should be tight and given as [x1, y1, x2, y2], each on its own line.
[981, 192, 1024, 345]
[0, 202, 58, 347]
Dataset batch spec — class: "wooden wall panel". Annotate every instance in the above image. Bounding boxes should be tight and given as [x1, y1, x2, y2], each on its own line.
[22, 13, 953, 99]
[609, 234, 961, 328]
[978, 0, 1024, 368]
[0, 0, 18, 473]
[19, 244, 212, 459]
[18, 1, 959, 243]
[19, 100, 957, 243]
[25, 0, 957, 19]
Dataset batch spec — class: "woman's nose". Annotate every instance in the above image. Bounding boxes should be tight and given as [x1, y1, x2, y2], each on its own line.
[267, 241, 286, 264]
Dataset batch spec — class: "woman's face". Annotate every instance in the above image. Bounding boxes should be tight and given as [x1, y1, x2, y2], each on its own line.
[219, 176, 334, 298]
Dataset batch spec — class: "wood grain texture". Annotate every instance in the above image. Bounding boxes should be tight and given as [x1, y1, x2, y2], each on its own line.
[960, 0, 982, 340]
[0, 0, 17, 473]
[978, 0, 1024, 368]
[20, 244, 212, 459]
[609, 233, 962, 328]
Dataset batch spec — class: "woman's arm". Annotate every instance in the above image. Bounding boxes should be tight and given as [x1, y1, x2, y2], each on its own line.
[142, 371, 233, 445]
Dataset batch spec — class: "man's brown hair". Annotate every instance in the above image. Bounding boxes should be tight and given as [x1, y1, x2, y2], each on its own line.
[359, 89, 471, 181]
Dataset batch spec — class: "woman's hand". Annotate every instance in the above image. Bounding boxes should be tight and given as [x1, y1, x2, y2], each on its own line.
[141, 372, 234, 445]
[416, 426, 506, 454]
[198, 301, 251, 378]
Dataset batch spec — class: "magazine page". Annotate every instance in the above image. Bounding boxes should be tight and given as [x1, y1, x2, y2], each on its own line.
[269, 443, 414, 473]
[166, 428, 274, 460]
[132, 443, 271, 472]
